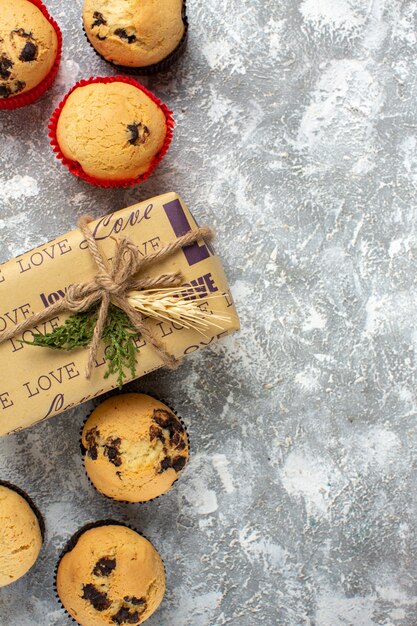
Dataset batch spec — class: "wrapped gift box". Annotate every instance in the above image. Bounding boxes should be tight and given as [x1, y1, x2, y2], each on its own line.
[0, 192, 239, 436]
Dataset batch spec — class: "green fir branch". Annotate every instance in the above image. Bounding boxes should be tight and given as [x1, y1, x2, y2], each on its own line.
[101, 305, 139, 388]
[20, 305, 139, 388]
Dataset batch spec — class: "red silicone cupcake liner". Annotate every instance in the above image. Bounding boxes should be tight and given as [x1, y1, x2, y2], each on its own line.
[0, 0, 62, 111]
[82, 0, 188, 75]
[48, 75, 175, 188]
[79, 392, 190, 504]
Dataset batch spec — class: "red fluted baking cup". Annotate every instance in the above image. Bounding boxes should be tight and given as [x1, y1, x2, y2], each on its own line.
[48, 75, 175, 189]
[0, 0, 62, 111]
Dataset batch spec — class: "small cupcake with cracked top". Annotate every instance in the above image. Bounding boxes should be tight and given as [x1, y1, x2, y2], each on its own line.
[0, 0, 61, 110]
[83, 0, 187, 73]
[81, 394, 189, 502]
[49, 76, 174, 188]
[0, 483, 43, 587]
[56, 524, 166, 625]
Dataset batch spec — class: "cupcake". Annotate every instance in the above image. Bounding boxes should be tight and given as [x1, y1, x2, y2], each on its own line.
[56, 523, 166, 625]
[0, 0, 61, 110]
[83, 0, 187, 73]
[0, 482, 43, 587]
[81, 394, 189, 502]
[49, 76, 174, 188]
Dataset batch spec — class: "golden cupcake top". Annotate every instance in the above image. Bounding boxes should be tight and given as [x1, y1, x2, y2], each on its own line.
[83, 0, 185, 68]
[57, 525, 166, 625]
[56, 81, 167, 182]
[0, 0, 58, 99]
[0, 485, 43, 587]
[82, 394, 189, 502]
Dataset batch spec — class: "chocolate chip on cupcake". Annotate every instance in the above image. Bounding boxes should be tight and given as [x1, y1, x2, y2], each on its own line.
[56, 524, 166, 625]
[0, 0, 61, 108]
[50, 77, 173, 187]
[83, 0, 187, 73]
[0, 483, 43, 587]
[81, 394, 189, 502]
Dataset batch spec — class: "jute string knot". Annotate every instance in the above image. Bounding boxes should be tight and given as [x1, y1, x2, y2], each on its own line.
[94, 272, 125, 296]
[0, 215, 214, 380]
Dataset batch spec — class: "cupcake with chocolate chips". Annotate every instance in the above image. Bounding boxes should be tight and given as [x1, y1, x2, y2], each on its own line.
[49, 76, 174, 188]
[0, 482, 44, 587]
[0, 0, 61, 110]
[56, 523, 166, 625]
[83, 0, 187, 74]
[81, 394, 189, 502]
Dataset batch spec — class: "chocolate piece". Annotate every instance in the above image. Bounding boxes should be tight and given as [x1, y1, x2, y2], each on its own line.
[19, 41, 38, 62]
[0, 54, 13, 80]
[153, 409, 184, 442]
[82, 584, 111, 611]
[124, 597, 146, 607]
[97, 34, 107, 40]
[112, 597, 146, 625]
[93, 557, 116, 577]
[127, 122, 150, 146]
[0, 84, 11, 98]
[114, 28, 137, 44]
[159, 457, 172, 472]
[171, 455, 187, 472]
[92, 11, 107, 28]
[11, 28, 31, 38]
[0, 80, 25, 98]
[171, 432, 184, 447]
[13, 80, 25, 94]
[104, 437, 122, 467]
[85, 427, 99, 460]
[88, 447, 98, 460]
[149, 424, 165, 443]
[127, 124, 138, 145]
[177, 439, 187, 451]
[112, 607, 140, 624]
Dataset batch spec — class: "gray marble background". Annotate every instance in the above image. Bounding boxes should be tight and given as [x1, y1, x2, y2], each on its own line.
[1, 0, 417, 624]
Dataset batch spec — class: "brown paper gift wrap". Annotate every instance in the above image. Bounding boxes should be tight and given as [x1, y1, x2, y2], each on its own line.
[0, 192, 239, 436]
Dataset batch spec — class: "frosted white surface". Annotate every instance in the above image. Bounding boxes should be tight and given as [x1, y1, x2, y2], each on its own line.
[0, 0, 417, 624]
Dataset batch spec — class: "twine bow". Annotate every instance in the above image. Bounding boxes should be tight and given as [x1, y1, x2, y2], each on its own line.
[0, 216, 214, 379]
